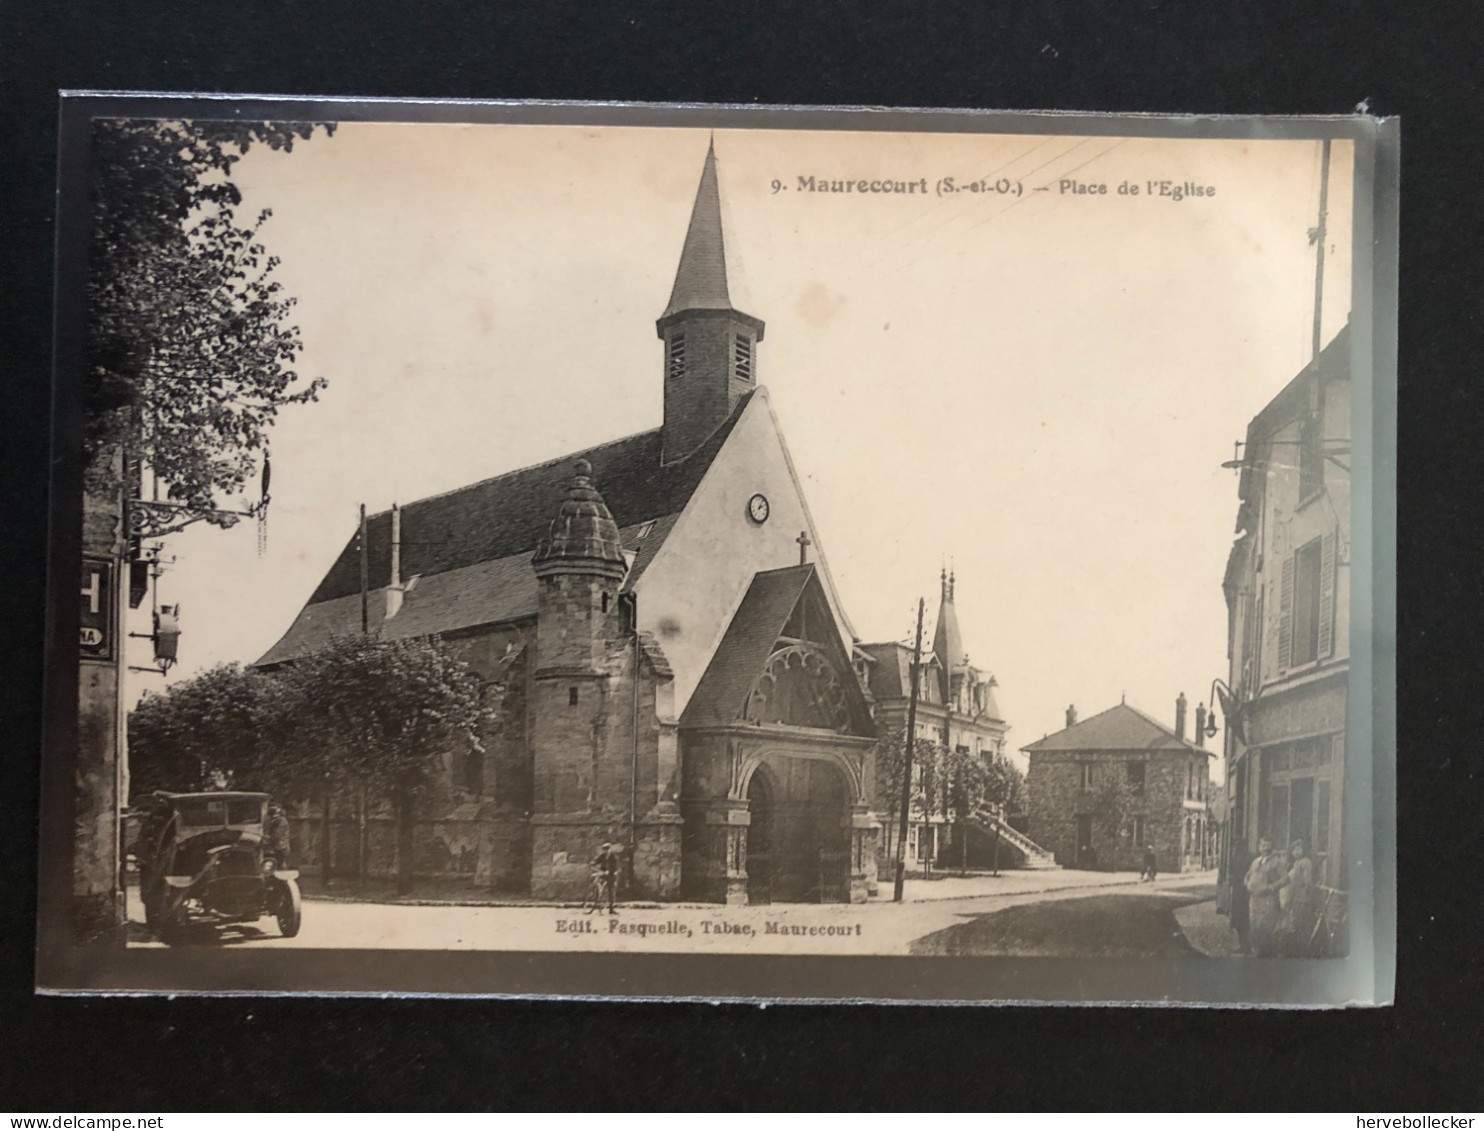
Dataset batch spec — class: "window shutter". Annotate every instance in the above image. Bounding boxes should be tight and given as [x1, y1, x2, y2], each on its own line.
[1277, 555, 1294, 675]
[1318, 531, 1336, 657]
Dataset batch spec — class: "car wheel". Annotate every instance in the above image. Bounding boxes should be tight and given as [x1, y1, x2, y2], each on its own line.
[276, 878, 302, 939]
[158, 901, 189, 946]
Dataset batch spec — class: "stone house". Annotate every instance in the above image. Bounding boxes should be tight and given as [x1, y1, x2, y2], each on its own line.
[256, 141, 883, 904]
[1024, 697, 1215, 873]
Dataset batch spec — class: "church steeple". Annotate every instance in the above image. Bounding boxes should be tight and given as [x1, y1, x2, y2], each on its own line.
[662, 137, 734, 318]
[657, 138, 765, 465]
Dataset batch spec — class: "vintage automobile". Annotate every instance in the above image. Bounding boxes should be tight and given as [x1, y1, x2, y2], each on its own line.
[135, 791, 302, 944]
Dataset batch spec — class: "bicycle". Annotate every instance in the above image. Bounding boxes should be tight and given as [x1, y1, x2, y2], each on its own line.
[1305, 884, 1348, 957]
[583, 869, 617, 915]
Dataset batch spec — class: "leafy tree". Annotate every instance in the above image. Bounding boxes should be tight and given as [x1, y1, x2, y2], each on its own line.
[938, 744, 991, 873]
[87, 119, 333, 535]
[978, 748, 1028, 874]
[874, 725, 936, 873]
[290, 635, 494, 893]
[127, 662, 297, 796]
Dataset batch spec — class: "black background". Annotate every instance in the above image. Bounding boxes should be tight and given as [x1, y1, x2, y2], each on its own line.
[1, 0, 1478, 1112]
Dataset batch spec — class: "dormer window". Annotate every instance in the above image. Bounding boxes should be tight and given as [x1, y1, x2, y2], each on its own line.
[667, 334, 686, 380]
[734, 334, 753, 382]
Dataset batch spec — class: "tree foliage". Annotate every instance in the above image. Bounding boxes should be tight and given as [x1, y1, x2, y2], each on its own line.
[873, 725, 938, 867]
[87, 119, 334, 533]
[279, 634, 494, 892]
[289, 635, 492, 801]
[982, 748, 1027, 815]
[127, 662, 293, 795]
[126, 634, 496, 892]
[938, 744, 991, 825]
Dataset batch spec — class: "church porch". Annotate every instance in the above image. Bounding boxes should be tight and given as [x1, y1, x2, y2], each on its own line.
[680, 729, 879, 906]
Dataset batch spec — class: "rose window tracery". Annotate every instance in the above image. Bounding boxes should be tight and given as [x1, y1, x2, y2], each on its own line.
[743, 644, 852, 734]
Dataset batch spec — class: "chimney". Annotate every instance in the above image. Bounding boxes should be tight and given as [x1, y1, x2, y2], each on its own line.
[1175, 692, 1188, 742]
[385, 503, 404, 619]
[1065, 704, 1078, 729]
[1195, 702, 1208, 748]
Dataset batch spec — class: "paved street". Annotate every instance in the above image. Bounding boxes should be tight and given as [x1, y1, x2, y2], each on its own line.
[910, 885, 1216, 957]
[126, 869, 1230, 956]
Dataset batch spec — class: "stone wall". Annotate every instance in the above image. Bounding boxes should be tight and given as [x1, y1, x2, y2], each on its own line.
[288, 810, 533, 891]
[442, 625, 533, 812]
[1028, 748, 1211, 872]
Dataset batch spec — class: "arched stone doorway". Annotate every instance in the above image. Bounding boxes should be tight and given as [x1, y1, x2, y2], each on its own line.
[748, 755, 851, 904]
[745, 765, 776, 904]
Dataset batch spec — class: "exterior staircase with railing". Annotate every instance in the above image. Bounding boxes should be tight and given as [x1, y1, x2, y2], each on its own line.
[965, 806, 1059, 870]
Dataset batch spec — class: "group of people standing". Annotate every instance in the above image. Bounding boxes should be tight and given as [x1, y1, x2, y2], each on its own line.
[1230, 835, 1318, 956]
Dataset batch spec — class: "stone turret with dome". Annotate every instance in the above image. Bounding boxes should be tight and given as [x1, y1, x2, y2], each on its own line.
[533, 459, 627, 580]
[533, 459, 628, 680]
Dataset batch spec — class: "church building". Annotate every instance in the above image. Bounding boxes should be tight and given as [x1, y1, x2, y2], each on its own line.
[257, 141, 883, 905]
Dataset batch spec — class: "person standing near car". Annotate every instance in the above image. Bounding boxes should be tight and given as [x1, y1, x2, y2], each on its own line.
[265, 802, 292, 868]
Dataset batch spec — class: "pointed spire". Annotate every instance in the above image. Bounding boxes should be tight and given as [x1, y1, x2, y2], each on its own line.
[662, 139, 735, 318]
[933, 565, 965, 696]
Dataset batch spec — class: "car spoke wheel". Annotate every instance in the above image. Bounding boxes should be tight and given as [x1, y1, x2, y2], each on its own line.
[276, 878, 303, 938]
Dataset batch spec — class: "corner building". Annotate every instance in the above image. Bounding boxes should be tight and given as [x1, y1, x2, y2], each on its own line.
[258, 142, 882, 904]
[1218, 326, 1351, 911]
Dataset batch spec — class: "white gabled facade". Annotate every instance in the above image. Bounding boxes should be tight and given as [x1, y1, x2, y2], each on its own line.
[633, 385, 855, 713]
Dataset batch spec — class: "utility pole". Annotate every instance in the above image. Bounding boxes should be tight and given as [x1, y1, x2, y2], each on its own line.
[1311, 137, 1332, 363]
[359, 503, 369, 635]
[893, 597, 925, 903]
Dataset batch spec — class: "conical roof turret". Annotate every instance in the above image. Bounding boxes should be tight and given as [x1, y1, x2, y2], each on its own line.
[933, 568, 966, 670]
[532, 459, 627, 578]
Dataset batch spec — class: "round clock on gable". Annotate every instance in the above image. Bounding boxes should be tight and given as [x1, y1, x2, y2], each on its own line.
[747, 493, 770, 524]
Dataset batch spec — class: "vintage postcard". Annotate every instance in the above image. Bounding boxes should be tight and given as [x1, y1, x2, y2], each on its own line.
[38, 97, 1397, 1004]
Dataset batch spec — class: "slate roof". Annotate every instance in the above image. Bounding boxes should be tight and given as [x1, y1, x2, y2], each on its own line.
[254, 392, 744, 669]
[662, 139, 735, 318]
[932, 590, 965, 682]
[854, 641, 943, 702]
[680, 564, 873, 735]
[308, 394, 750, 605]
[1020, 702, 1210, 755]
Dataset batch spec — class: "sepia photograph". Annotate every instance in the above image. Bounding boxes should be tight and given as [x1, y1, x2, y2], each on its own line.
[40, 99, 1395, 1003]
